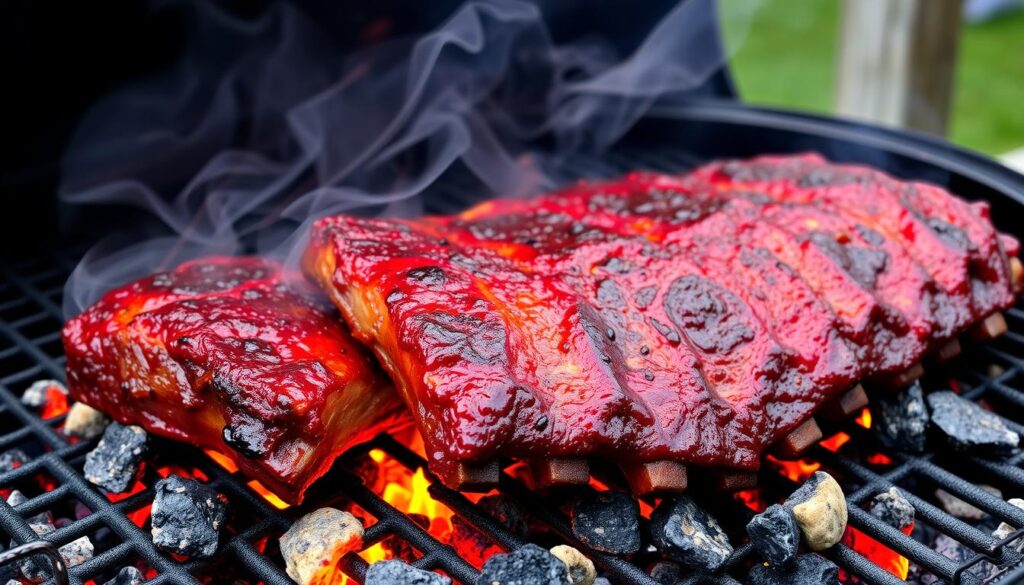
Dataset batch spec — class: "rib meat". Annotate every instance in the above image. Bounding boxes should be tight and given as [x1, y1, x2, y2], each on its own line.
[304, 154, 1019, 485]
[62, 257, 403, 503]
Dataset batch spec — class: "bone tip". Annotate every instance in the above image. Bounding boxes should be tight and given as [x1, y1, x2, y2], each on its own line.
[775, 417, 823, 458]
[530, 458, 590, 488]
[935, 338, 962, 363]
[445, 460, 500, 491]
[715, 470, 758, 491]
[887, 362, 924, 388]
[821, 384, 869, 420]
[972, 312, 1009, 341]
[621, 461, 688, 496]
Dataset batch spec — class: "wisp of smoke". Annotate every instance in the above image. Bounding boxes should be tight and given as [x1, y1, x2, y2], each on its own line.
[60, 0, 750, 317]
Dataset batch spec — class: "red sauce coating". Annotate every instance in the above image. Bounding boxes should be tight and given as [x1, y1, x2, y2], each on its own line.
[304, 154, 1018, 482]
[62, 257, 403, 503]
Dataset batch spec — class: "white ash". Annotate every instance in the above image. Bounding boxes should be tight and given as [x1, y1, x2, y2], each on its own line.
[21, 380, 67, 408]
[280, 508, 364, 585]
[550, 545, 596, 585]
[992, 498, 1024, 553]
[63, 402, 110, 439]
[784, 471, 848, 551]
[5, 490, 52, 526]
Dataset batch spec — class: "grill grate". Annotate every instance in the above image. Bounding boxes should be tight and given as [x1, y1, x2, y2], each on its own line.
[2, 149, 1024, 585]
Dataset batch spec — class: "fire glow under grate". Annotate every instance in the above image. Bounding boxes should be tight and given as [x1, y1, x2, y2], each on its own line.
[3, 149, 1024, 585]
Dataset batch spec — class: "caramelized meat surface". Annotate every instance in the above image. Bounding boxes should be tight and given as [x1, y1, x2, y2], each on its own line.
[304, 155, 1018, 483]
[63, 257, 402, 503]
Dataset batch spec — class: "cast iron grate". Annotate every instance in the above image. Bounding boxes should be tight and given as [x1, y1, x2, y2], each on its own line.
[1, 148, 1024, 585]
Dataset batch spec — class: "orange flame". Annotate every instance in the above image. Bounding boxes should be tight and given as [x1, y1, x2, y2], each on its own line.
[855, 408, 872, 429]
[766, 455, 821, 483]
[357, 452, 454, 565]
[844, 522, 913, 579]
[203, 449, 290, 509]
[820, 432, 851, 453]
[735, 489, 767, 513]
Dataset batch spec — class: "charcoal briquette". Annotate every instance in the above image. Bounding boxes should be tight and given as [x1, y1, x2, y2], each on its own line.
[365, 559, 452, 585]
[476, 543, 571, 585]
[746, 503, 799, 566]
[648, 560, 682, 584]
[571, 491, 641, 555]
[647, 495, 732, 571]
[874, 381, 928, 452]
[869, 487, 914, 530]
[84, 422, 147, 493]
[927, 391, 1019, 456]
[0, 449, 28, 474]
[746, 553, 839, 584]
[102, 566, 145, 585]
[150, 474, 227, 558]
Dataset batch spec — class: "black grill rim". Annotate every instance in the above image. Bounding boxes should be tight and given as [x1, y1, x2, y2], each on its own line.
[3, 138, 1024, 584]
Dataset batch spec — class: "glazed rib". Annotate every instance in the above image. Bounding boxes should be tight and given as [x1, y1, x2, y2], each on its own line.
[304, 155, 1019, 486]
[62, 257, 403, 503]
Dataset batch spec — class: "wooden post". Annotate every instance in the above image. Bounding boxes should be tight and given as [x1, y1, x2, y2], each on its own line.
[835, 0, 962, 136]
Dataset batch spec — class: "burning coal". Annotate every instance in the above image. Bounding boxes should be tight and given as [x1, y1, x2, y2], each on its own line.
[58, 0, 752, 317]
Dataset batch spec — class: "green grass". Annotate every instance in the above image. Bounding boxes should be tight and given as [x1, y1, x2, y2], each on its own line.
[718, 0, 1024, 155]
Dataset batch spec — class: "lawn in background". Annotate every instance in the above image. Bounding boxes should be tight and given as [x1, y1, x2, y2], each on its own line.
[719, 0, 1024, 156]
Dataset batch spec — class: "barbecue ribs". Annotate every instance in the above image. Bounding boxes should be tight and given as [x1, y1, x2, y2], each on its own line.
[304, 154, 1020, 486]
[62, 257, 403, 503]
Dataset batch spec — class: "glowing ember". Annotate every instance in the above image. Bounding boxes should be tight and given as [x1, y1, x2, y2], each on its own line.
[40, 386, 68, 419]
[105, 478, 150, 526]
[204, 449, 239, 473]
[201, 449, 290, 509]
[735, 489, 767, 513]
[248, 480, 290, 509]
[155, 464, 208, 482]
[820, 432, 851, 453]
[855, 408, 872, 429]
[843, 523, 913, 579]
[865, 453, 894, 466]
[766, 455, 821, 483]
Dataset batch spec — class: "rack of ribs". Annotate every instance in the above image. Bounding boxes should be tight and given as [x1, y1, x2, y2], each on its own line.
[62, 257, 404, 503]
[303, 154, 1020, 490]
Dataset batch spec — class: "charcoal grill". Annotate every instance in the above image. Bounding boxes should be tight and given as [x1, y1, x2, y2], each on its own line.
[5, 0, 1024, 583]
[4, 132, 1024, 584]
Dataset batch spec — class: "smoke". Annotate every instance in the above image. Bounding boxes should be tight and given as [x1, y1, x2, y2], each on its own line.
[61, 0, 750, 317]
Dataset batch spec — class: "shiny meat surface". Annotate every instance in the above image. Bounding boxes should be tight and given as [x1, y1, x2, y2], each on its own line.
[304, 154, 1019, 482]
[62, 257, 402, 503]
